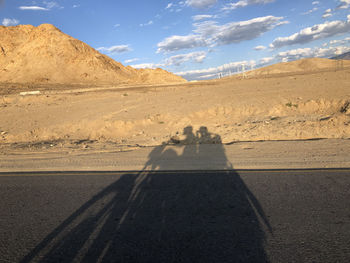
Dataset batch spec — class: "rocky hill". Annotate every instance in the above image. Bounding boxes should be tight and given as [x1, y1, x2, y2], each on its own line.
[0, 24, 185, 85]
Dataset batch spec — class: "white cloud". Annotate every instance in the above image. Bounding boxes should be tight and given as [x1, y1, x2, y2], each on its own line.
[19, 1, 62, 11]
[276, 48, 314, 61]
[131, 63, 161, 69]
[192, 14, 215, 21]
[165, 51, 207, 66]
[157, 15, 286, 52]
[330, 39, 342, 45]
[312, 1, 320, 5]
[114, 24, 120, 28]
[165, 3, 173, 9]
[72, 4, 80, 8]
[164, 2, 184, 12]
[157, 35, 207, 53]
[259, 56, 274, 64]
[332, 45, 350, 55]
[301, 7, 318, 15]
[222, 0, 275, 11]
[140, 20, 153, 27]
[2, 18, 19, 26]
[322, 13, 332, 18]
[270, 17, 350, 49]
[129, 51, 207, 69]
[254, 45, 266, 50]
[329, 37, 350, 45]
[124, 58, 139, 64]
[194, 16, 286, 45]
[97, 45, 132, 54]
[186, 0, 217, 8]
[44, 1, 61, 9]
[19, 6, 49, 10]
[322, 8, 332, 18]
[337, 0, 350, 9]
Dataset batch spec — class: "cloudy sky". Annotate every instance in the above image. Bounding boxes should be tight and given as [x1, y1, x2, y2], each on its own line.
[1, 0, 350, 80]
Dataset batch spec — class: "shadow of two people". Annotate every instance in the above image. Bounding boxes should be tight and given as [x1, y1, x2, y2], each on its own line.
[145, 126, 230, 170]
[22, 126, 272, 263]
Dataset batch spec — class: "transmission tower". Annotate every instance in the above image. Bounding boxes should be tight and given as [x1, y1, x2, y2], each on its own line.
[336, 60, 344, 71]
[241, 64, 247, 79]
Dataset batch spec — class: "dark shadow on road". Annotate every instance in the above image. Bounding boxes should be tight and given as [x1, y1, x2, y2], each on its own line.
[21, 126, 272, 263]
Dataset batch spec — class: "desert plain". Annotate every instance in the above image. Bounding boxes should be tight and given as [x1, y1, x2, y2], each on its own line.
[1, 58, 350, 157]
[1, 24, 350, 170]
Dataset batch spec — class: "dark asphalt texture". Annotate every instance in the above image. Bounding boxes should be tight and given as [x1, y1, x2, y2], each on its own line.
[0, 170, 349, 262]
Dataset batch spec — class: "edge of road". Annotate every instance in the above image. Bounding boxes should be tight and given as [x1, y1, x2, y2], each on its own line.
[1, 139, 350, 173]
[1, 168, 350, 176]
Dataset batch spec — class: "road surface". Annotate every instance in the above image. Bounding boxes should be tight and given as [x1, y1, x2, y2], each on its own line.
[0, 170, 349, 262]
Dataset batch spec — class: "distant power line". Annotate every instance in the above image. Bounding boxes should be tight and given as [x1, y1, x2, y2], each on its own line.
[335, 60, 344, 71]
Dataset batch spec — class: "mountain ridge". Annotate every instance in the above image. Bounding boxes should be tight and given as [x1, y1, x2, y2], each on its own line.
[242, 58, 350, 77]
[331, 51, 350, 60]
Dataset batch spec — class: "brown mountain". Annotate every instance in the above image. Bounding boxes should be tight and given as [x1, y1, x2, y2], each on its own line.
[0, 24, 186, 85]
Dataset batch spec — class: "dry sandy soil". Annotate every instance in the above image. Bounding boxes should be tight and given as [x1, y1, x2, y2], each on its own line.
[1, 58, 350, 156]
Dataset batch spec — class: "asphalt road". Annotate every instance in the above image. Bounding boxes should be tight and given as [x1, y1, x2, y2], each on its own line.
[0, 170, 349, 262]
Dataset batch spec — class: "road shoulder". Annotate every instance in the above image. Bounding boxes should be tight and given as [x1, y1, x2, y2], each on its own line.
[0, 139, 349, 172]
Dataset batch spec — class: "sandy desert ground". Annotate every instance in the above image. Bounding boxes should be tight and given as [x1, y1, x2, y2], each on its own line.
[1, 59, 350, 156]
[1, 24, 349, 167]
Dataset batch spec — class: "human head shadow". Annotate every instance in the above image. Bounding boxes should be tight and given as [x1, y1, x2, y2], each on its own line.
[22, 126, 272, 263]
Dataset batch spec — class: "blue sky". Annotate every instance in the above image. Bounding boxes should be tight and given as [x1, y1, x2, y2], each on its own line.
[1, 0, 350, 80]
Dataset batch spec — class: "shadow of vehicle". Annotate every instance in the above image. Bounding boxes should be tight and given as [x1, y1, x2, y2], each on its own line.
[22, 126, 271, 263]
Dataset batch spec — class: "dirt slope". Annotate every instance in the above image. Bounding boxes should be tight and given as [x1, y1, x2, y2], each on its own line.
[246, 58, 350, 77]
[0, 24, 185, 85]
